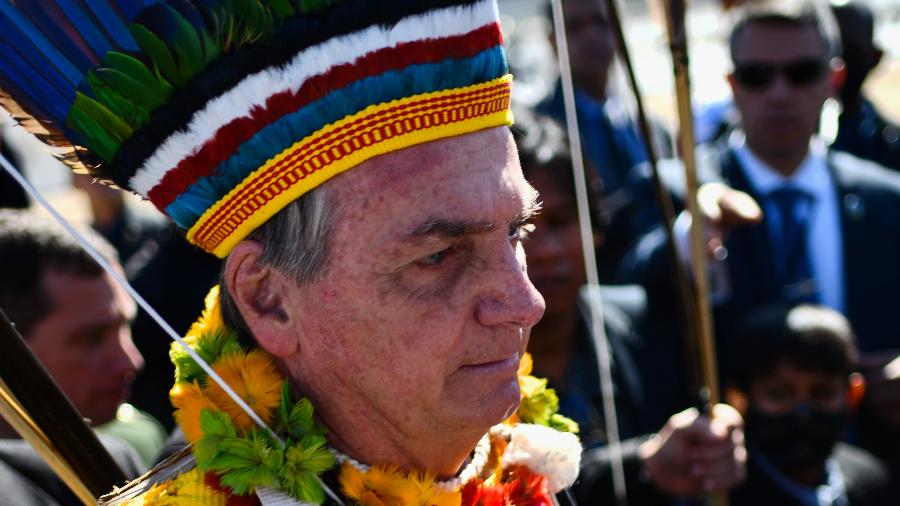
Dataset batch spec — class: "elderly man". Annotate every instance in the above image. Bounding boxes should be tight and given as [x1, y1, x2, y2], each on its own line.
[0, 1, 618, 504]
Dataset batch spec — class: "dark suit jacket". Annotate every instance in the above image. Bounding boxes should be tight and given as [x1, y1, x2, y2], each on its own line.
[0, 435, 144, 506]
[619, 145, 900, 360]
[731, 443, 893, 506]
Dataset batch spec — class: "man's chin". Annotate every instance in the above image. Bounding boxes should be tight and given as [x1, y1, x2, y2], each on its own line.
[445, 377, 521, 430]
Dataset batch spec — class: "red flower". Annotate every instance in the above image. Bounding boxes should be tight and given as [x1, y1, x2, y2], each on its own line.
[460, 466, 553, 506]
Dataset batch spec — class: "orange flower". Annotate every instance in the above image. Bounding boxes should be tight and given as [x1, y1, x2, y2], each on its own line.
[170, 382, 220, 444]
[204, 350, 283, 432]
[186, 285, 224, 340]
[339, 463, 461, 506]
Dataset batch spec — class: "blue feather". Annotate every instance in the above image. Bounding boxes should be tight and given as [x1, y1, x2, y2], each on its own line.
[83, 0, 140, 51]
[14, 1, 96, 70]
[109, 0, 156, 20]
[166, 46, 508, 228]
[0, 43, 73, 123]
[49, 0, 115, 58]
[0, 1, 83, 87]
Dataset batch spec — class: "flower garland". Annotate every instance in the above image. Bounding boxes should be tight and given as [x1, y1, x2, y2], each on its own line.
[130, 286, 582, 505]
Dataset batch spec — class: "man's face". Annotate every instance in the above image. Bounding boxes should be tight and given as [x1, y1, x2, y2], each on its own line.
[523, 169, 585, 320]
[26, 270, 142, 426]
[748, 360, 847, 415]
[562, 0, 615, 88]
[743, 359, 849, 471]
[729, 22, 834, 162]
[284, 127, 545, 439]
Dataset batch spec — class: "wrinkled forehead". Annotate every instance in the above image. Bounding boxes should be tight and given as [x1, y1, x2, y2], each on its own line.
[328, 127, 532, 231]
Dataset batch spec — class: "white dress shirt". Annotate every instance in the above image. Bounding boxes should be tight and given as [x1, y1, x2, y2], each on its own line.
[674, 133, 845, 312]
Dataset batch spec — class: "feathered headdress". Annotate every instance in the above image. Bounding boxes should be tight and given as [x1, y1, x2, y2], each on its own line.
[0, 0, 512, 257]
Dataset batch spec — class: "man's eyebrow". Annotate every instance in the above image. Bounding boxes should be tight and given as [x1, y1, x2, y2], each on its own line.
[407, 192, 542, 239]
[409, 219, 494, 238]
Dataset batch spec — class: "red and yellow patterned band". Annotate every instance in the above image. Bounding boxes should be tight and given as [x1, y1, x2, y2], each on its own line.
[187, 75, 513, 257]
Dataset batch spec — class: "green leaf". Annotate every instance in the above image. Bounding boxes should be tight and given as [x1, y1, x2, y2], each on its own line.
[129, 23, 181, 85]
[207, 429, 282, 495]
[278, 436, 334, 503]
[195, 409, 238, 467]
[549, 413, 580, 434]
[171, 330, 242, 384]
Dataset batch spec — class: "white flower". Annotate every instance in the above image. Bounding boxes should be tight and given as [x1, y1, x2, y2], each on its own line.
[500, 423, 582, 493]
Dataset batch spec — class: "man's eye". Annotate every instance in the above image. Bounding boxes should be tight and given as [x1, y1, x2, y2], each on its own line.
[509, 223, 535, 242]
[418, 248, 453, 267]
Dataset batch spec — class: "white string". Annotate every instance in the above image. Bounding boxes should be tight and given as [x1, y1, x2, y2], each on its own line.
[548, 1, 628, 504]
[0, 153, 283, 446]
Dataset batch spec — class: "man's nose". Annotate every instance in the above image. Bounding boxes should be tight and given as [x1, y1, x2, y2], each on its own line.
[475, 246, 546, 328]
[111, 330, 144, 374]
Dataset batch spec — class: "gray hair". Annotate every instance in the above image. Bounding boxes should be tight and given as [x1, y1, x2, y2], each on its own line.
[729, 0, 842, 61]
[219, 186, 335, 337]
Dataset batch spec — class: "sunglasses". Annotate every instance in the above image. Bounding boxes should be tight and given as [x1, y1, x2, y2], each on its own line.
[733, 58, 829, 89]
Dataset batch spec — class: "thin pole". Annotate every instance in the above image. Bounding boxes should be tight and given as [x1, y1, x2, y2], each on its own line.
[0, 377, 95, 506]
[599, 0, 704, 399]
[548, 1, 627, 504]
[657, 1, 726, 504]
[0, 152, 281, 446]
[0, 309, 124, 498]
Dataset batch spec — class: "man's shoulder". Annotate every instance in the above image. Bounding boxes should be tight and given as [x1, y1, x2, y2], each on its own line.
[829, 150, 900, 195]
[833, 442, 893, 500]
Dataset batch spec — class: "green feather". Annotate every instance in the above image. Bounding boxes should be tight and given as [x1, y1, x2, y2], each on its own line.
[161, 4, 205, 81]
[103, 51, 173, 98]
[87, 74, 151, 127]
[66, 93, 134, 161]
[296, 0, 342, 13]
[93, 68, 167, 111]
[129, 23, 182, 85]
[268, 0, 297, 20]
[66, 108, 117, 162]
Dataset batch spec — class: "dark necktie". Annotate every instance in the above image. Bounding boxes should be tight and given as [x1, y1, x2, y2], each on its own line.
[768, 187, 819, 303]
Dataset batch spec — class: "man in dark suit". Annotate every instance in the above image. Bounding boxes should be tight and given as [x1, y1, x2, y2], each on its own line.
[619, 0, 900, 458]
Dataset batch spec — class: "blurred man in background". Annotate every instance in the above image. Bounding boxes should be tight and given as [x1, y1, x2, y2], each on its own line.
[727, 304, 892, 505]
[0, 210, 160, 504]
[830, 1, 900, 171]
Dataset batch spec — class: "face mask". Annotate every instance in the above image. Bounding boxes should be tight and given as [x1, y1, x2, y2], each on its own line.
[745, 404, 847, 473]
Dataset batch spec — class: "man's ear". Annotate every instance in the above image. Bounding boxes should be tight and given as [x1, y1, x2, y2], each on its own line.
[223, 240, 299, 358]
[829, 57, 848, 96]
[725, 384, 748, 416]
[847, 372, 866, 411]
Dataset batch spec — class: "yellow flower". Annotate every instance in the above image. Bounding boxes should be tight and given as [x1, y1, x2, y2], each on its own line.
[339, 463, 460, 506]
[518, 352, 534, 379]
[186, 285, 224, 339]
[170, 382, 219, 445]
[133, 469, 227, 506]
[204, 350, 283, 432]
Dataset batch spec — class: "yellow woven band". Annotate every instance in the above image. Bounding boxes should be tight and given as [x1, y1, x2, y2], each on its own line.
[187, 74, 514, 257]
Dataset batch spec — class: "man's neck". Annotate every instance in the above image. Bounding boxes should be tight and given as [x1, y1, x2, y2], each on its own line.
[288, 368, 483, 479]
[744, 140, 810, 178]
[786, 464, 826, 488]
[574, 76, 608, 104]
